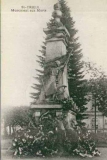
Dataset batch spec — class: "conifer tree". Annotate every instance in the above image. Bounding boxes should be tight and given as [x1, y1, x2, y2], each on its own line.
[31, 0, 88, 125]
[59, 0, 88, 125]
[30, 43, 46, 102]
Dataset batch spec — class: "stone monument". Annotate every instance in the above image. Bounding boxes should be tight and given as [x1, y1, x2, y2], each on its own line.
[31, 3, 76, 123]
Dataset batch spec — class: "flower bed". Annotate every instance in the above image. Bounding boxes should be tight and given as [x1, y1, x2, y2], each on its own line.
[12, 112, 101, 158]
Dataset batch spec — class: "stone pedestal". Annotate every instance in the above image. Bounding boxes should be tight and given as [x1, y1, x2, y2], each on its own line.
[31, 104, 62, 121]
[44, 26, 70, 63]
[31, 104, 77, 131]
[46, 38, 66, 62]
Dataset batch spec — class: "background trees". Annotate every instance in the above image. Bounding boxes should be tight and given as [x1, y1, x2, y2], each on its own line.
[84, 61, 107, 116]
[2, 106, 37, 136]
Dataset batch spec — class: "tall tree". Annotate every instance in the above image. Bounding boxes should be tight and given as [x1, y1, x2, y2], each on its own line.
[59, 0, 88, 124]
[30, 44, 46, 102]
[31, 0, 88, 125]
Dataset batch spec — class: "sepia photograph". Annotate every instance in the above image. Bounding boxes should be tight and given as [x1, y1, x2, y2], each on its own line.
[1, 0, 107, 159]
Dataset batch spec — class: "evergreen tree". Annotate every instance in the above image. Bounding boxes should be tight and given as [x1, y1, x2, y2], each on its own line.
[59, 0, 88, 125]
[30, 43, 46, 102]
[31, 0, 88, 125]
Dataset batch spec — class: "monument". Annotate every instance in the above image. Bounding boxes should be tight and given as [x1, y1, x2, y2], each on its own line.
[31, 3, 76, 124]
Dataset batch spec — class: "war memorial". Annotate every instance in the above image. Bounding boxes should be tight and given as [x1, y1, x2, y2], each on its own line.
[2, 1, 103, 159]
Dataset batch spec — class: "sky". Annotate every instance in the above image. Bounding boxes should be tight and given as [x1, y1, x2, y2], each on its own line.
[1, 0, 107, 107]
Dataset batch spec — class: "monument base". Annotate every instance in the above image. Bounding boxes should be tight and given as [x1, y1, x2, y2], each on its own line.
[31, 104, 63, 120]
[31, 104, 77, 126]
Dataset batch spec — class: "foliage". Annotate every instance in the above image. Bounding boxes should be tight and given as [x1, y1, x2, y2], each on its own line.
[73, 129, 101, 157]
[12, 127, 59, 157]
[3, 106, 36, 128]
[12, 111, 101, 158]
[89, 77, 107, 115]
[12, 112, 72, 157]
[58, 97, 88, 127]
[84, 61, 107, 116]
[56, 97, 77, 111]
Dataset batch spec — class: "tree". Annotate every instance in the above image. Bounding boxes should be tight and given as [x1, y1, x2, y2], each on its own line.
[30, 46, 46, 102]
[84, 61, 107, 116]
[31, 0, 88, 126]
[3, 106, 37, 135]
[59, 0, 88, 125]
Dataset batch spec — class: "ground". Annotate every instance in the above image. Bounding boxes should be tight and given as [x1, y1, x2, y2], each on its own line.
[1, 148, 107, 160]
[1, 138, 107, 160]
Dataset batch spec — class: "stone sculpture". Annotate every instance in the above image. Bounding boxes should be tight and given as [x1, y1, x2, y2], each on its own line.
[36, 2, 70, 104]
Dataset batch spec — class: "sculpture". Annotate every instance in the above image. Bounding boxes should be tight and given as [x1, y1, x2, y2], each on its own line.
[36, 2, 71, 104]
